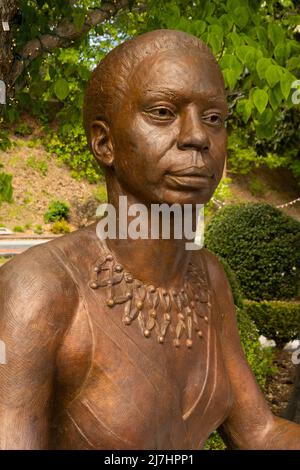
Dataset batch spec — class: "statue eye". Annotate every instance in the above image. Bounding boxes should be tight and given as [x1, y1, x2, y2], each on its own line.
[148, 107, 176, 120]
[203, 113, 223, 126]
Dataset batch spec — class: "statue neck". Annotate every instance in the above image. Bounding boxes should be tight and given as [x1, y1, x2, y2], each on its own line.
[102, 178, 196, 289]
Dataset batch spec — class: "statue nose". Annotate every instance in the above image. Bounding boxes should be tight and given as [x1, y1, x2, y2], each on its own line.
[177, 106, 210, 153]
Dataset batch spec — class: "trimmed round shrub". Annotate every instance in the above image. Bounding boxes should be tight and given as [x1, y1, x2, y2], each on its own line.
[243, 300, 300, 347]
[205, 203, 300, 301]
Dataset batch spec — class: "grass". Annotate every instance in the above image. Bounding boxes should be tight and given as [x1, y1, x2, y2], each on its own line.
[93, 184, 107, 203]
[34, 224, 43, 235]
[25, 155, 48, 176]
[249, 176, 266, 197]
[13, 225, 25, 233]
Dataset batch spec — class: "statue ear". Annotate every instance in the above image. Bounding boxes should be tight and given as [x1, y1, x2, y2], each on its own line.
[91, 120, 114, 167]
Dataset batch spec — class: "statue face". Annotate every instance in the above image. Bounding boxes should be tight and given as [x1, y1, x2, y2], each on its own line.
[109, 47, 228, 205]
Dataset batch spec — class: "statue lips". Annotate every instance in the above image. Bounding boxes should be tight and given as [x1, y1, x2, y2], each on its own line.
[165, 165, 214, 190]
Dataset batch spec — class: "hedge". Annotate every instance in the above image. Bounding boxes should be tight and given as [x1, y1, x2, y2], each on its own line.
[243, 300, 300, 347]
[205, 203, 300, 301]
[205, 258, 274, 450]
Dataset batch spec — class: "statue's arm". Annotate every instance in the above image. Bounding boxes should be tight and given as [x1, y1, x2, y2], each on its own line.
[0, 248, 78, 449]
[204, 249, 300, 449]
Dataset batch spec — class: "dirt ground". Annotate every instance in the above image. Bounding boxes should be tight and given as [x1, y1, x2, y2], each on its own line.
[264, 349, 297, 417]
[226, 167, 300, 222]
[0, 134, 105, 235]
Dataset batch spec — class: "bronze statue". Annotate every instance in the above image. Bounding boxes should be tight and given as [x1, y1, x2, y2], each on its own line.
[0, 29, 300, 450]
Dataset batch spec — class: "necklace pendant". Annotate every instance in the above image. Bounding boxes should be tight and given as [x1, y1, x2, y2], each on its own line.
[90, 252, 210, 348]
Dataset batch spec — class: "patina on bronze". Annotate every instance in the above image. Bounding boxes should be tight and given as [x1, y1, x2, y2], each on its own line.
[0, 29, 300, 450]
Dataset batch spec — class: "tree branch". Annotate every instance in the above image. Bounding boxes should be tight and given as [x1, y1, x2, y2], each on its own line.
[9, 0, 131, 86]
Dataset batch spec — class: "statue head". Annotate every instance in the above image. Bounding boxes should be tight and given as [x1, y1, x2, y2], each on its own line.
[83, 29, 228, 205]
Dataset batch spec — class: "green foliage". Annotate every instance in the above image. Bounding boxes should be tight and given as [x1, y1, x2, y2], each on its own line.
[14, 122, 32, 137]
[248, 176, 265, 196]
[50, 220, 71, 234]
[93, 184, 108, 203]
[227, 133, 260, 175]
[2, 0, 299, 183]
[217, 256, 274, 387]
[205, 257, 274, 450]
[53, 79, 70, 101]
[13, 225, 25, 233]
[205, 203, 300, 300]
[243, 300, 300, 346]
[44, 200, 70, 223]
[0, 257, 11, 266]
[0, 172, 13, 203]
[25, 155, 48, 176]
[45, 124, 101, 183]
[204, 431, 226, 450]
[27, 138, 42, 148]
[236, 306, 275, 388]
[0, 128, 12, 151]
[34, 224, 43, 235]
[205, 306, 274, 449]
[205, 177, 232, 218]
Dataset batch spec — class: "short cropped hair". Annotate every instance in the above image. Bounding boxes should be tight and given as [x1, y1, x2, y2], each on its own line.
[83, 29, 222, 148]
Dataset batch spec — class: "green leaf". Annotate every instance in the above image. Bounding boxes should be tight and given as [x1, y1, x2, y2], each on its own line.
[257, 108, 273, 125]
[236, 46, 259, 70]
[255, 121, 275, 139]
[256, 58, 273, 80]
[227, 0, 243, 11]
[280, 70, 295, 100]
[265, 65, 281, 88]
[54, 79, 70, 101]
[207, 24, 223, 55]
[73, 11, 85, 31]
[229, 31, 244, 48]
[268, 23, 285, 47]
[189, 19, 206, 36]
[219, 14, 234, 33]
[268, 84, 283, 110]
[220, 54, 243, 76]
[287, 57, 300, 72]
[223, 68, 238, 90]
[253, 88, 268, 114]
[236, 99, 253, 124]
[256, 26, 268, 46]
[0, 172, 13, 203]
[176, 17, 192, 33]
[232, 6, 249, 29]
[165, 4, 180, 29]
[274, 43, 290, 66]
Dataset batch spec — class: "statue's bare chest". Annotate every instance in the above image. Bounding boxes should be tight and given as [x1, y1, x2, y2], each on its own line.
[52, 295, 232, 449]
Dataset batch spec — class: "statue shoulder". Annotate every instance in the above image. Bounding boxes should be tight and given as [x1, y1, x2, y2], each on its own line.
[194, 247, 228, 283]
[194, 247, 234, 307]
[0, 239, 79, 336]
